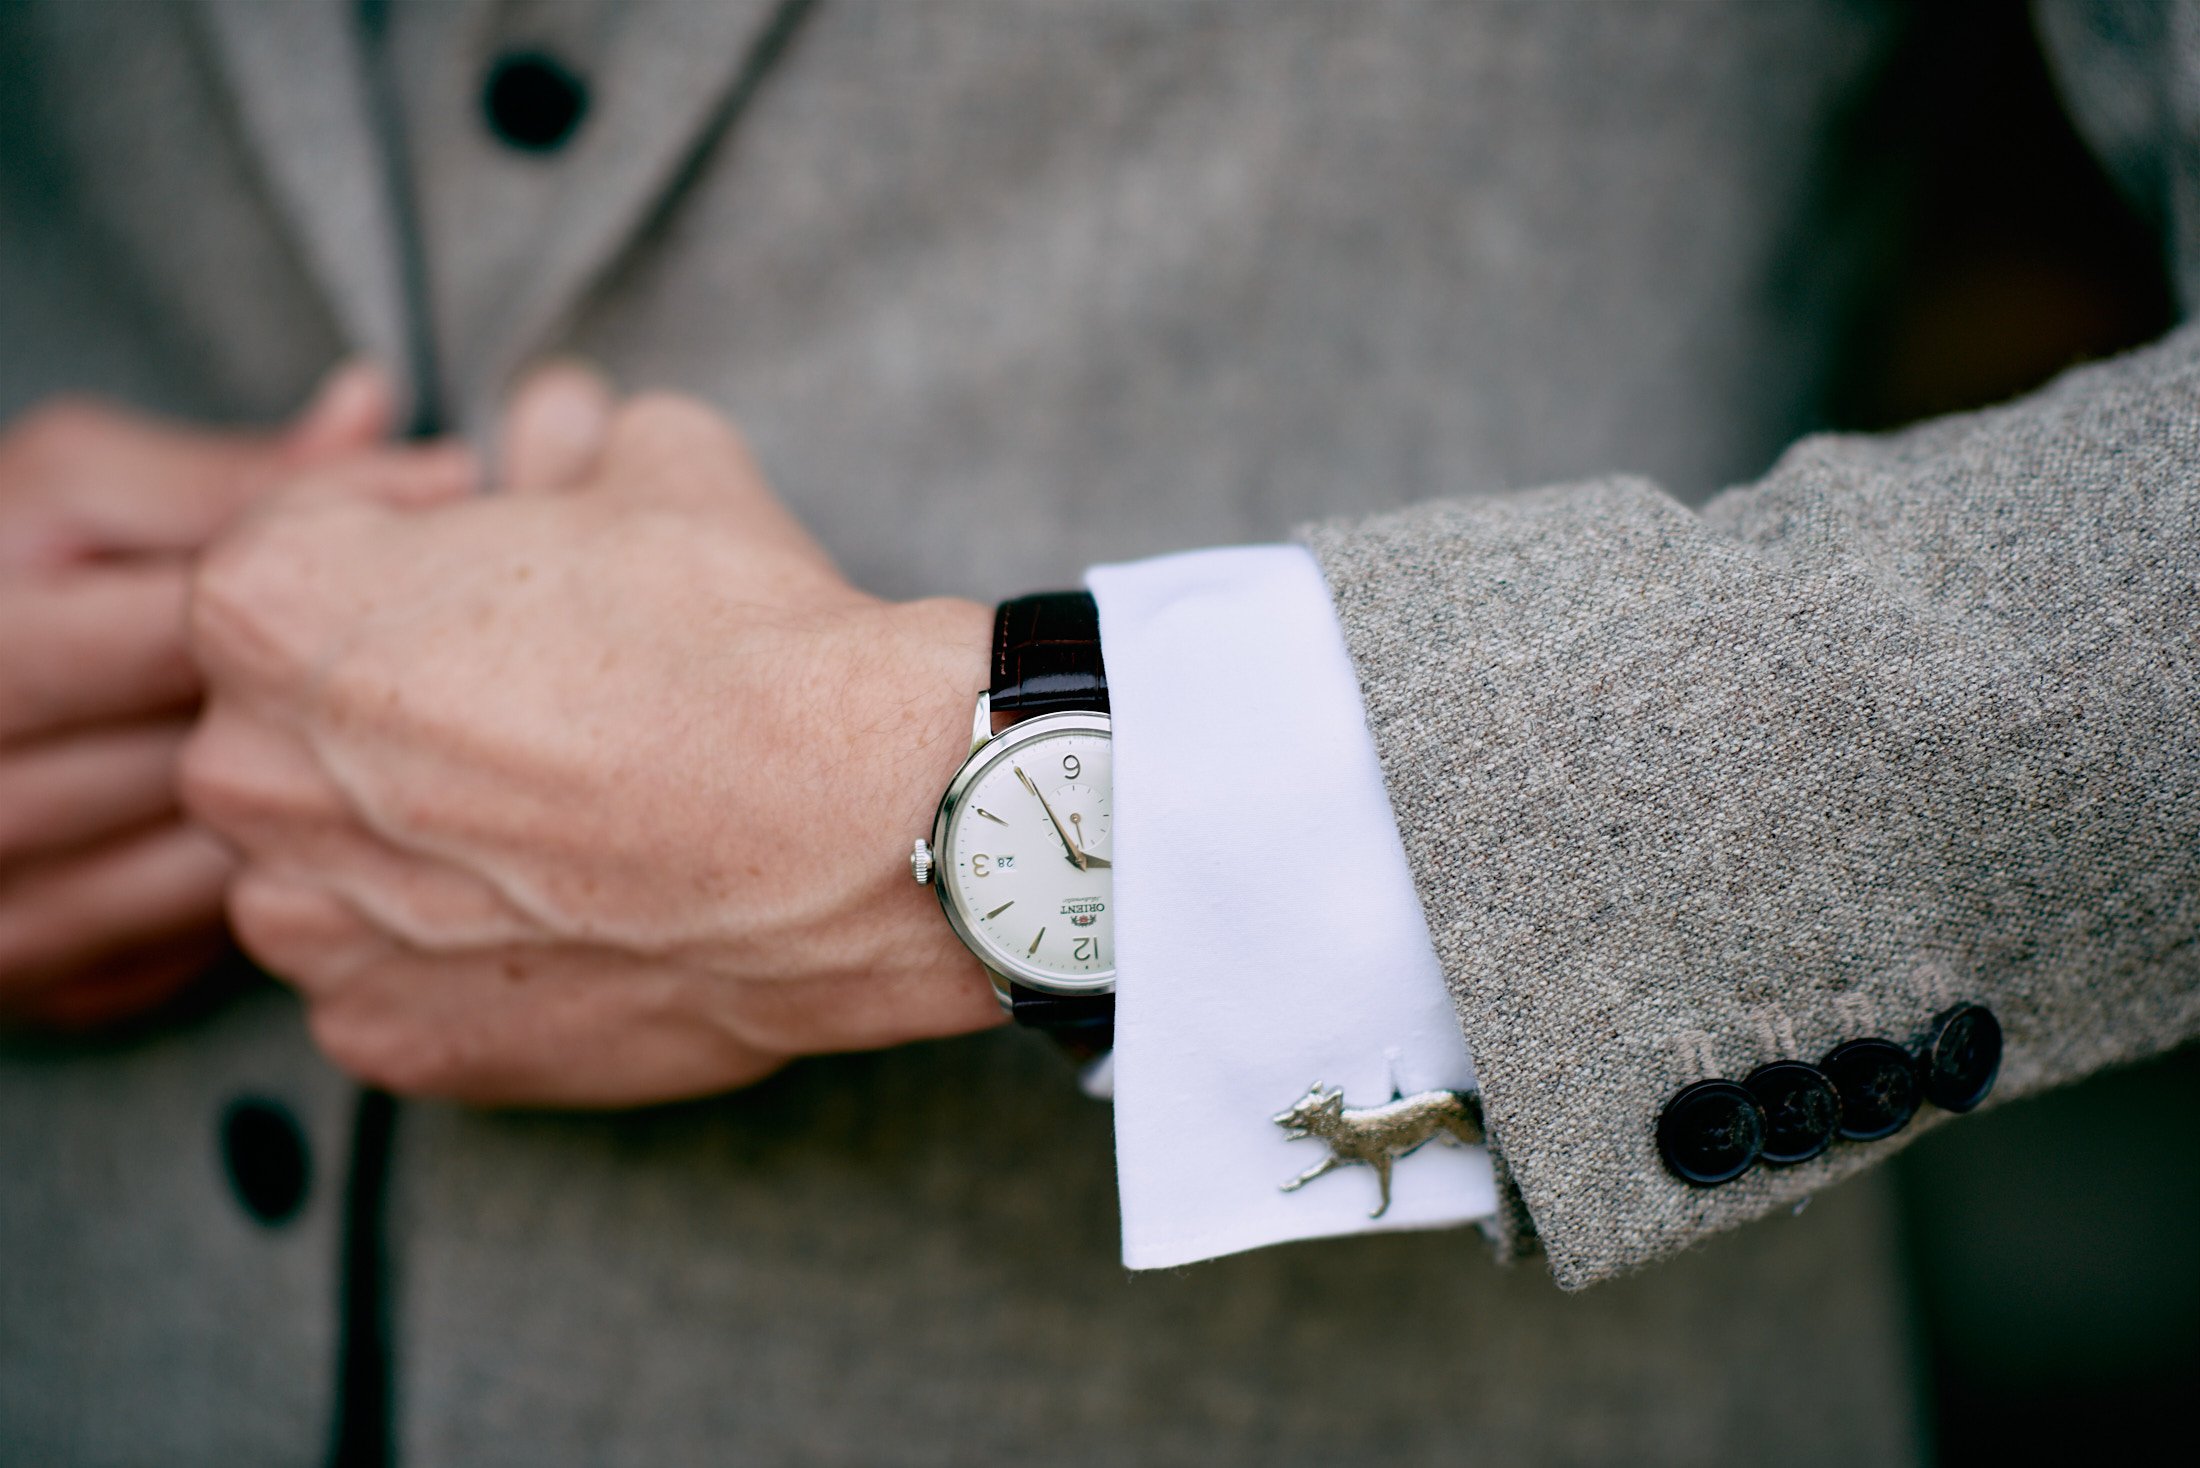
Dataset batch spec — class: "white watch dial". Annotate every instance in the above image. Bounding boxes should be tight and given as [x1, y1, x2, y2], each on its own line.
[943, 727, 1112, 988]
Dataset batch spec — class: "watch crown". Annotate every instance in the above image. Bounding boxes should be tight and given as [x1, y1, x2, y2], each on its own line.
[909, 838, 934, 886]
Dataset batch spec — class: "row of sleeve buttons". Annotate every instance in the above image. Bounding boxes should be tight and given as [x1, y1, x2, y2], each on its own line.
[1657, 1004, 2002, 1186]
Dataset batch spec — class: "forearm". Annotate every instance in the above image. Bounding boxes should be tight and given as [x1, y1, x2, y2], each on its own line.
[1306, 323, 2200, 1286]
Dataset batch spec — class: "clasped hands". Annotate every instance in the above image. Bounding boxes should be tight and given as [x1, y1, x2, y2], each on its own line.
[2, 365, 1002, 1103]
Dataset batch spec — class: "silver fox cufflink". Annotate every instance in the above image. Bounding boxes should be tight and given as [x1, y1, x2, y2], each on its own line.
[1273, 1082, 1484, 1218]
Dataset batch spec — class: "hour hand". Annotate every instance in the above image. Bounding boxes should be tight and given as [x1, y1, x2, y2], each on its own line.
[1069, 812, 1111, 870]
[1015, 765, 1088, 871]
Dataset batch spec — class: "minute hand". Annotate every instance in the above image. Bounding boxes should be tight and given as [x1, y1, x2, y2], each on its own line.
[1015, 765, 1094, 872]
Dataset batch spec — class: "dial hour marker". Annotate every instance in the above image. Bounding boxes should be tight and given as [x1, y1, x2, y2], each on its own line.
[985, 900, 1015, 920]
[1027, 926, 1046, 957]
[973, 807, 1008, 825]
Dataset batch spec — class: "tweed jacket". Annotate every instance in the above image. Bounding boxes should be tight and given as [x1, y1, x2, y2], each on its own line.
[1, 2, 2193, 1464]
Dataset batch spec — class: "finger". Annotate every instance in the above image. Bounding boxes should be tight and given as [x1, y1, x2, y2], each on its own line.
[0, 719, 192, 865]
[177, 698, 350, 851]
[302, 948, 787, 1105]
[0, 402, 281, 567]
[283, 359, 399, 464]
[0, 925, 230, 1030]
[596, 395, 832, 558]
[500, 359, 615, 495]
[0, 822, 233, 988]
[266, 440, 480, 513]
[0, 372, 393, 569]
[226, 868, 387, 994]
[0, 560, 196, 744]
[181, 702, 536, 949]
[189, 448, 482, 697]
[599, 394, 767, 511]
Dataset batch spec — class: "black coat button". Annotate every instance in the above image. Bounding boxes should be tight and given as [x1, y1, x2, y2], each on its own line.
[1743, 1060, 1841, 1165]
[220, 1097, 311, 1227]
[1821, 1038, 1920, 1141]
[1657, 1079, 1766, 1185]
[1922, 1003, 2002, 1112]
[484, 51, 590, 153]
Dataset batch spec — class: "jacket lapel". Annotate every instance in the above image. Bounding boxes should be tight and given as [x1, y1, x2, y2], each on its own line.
[195, 0, 411, 388]
[195, 0, 807, 421]
[409, 0, 802, 415]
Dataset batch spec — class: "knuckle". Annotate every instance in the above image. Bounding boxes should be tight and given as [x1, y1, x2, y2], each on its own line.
[224, 887, 287, 967]
[176, 711, 339, 842]
[226, 871, 343, 968]
[174, 721, 247, 827]
[305, 1002, 390, 1084]
[367, 880, 531, 954]
[188, 520, 279, 653]
[308, 1000, 448, 1094]
[612, 393, 742, 460]
[618, 390, 707, 432]
[188, 508, 348, 684]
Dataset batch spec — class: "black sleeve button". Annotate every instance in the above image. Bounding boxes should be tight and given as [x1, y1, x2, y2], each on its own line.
[1821, 1038, 1921, 1141]
[1657, 1079, 1766, 1185]
[1743, 1060, 1841, 1165]
[220, 1096, 311, 1228]
[1922, 1003, 2002, 1112]
[484, 51, 590, 153]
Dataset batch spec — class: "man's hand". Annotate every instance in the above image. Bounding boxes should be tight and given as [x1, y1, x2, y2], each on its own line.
[182, 383, 1001, 1106]
[0, 365, 419, 1028]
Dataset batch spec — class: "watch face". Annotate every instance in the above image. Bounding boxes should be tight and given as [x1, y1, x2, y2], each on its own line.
[937, 715, 1113, 992]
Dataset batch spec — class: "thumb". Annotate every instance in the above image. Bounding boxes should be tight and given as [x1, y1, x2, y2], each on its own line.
[498, 359, 616, 495]
[597, 394, 836, 566]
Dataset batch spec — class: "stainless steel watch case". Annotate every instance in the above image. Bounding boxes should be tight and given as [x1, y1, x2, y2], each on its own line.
[914, 691, 1115, 1009]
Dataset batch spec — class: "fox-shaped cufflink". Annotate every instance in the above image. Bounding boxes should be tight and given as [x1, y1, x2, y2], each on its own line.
[1273, 1082, 1484, 1218]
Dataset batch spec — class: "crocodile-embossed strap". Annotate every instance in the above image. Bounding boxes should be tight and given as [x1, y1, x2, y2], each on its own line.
[991, 590, 1109, 716]
[991, 592, 1113, 1048]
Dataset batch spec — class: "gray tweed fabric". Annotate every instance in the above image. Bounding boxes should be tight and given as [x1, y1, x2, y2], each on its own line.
[1307, 317, 2200, 1290]
[3, 0, 2193, 1459]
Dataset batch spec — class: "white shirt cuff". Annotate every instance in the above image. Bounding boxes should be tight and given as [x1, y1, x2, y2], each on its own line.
[1088, 544, 1496, 1271]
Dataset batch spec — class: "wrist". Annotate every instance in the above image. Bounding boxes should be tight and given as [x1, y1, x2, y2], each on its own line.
[841, 594, 1001, 1032]
[888, 596, 994, 831]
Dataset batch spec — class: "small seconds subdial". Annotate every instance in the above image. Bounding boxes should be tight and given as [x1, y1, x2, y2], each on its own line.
[946, 729, 1112, 985]
[1051, 783, 1109, 865]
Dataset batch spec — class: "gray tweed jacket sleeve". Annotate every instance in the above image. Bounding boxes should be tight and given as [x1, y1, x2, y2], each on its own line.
[1305, 318, 2200, 1290]
[1299, 0, 2200, 1294]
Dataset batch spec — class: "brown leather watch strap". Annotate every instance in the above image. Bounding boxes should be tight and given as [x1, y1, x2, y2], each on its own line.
[1004, 982, 1115, 1062]
[991, 590, 1109, 717]
[991, 592, 1113, 1051]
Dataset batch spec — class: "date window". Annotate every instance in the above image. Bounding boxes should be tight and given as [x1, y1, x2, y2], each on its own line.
[995, 855, 1016, 870]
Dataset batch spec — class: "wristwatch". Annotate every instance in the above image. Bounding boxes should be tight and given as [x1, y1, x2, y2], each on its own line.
[911, 591, 1114, 1059]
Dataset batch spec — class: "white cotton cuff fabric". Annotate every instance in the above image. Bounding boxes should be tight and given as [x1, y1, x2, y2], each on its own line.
[1087, 544, 1495, 1271]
